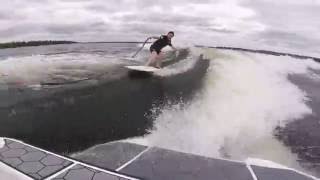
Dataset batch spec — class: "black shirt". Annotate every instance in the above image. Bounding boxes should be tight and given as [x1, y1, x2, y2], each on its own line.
[151, 35, 172, 51]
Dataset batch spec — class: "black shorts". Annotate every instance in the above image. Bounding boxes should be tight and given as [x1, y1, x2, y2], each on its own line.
[150, 46, 161, 55]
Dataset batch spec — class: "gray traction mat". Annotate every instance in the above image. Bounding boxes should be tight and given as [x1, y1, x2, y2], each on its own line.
[0, 138, 139, 180]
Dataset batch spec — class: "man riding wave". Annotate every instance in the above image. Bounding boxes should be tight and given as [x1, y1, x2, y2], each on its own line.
[145, 31, 177, 68]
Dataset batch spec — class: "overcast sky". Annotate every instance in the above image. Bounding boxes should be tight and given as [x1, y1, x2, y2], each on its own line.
[1, 0, 320, 56]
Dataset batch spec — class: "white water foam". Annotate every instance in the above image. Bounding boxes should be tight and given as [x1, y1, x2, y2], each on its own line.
[128, 48, 320, 170]
[155, 48, 198, 77]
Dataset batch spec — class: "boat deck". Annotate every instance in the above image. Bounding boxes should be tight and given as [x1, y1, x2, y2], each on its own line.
[0, 138, 317, 180]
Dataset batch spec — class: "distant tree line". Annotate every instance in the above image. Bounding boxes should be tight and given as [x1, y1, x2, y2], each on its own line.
[195, 45, 320, 62]
[0, 40, 77, 49]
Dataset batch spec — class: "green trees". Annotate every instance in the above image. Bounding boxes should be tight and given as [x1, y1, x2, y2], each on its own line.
[0, 41, 76, 49]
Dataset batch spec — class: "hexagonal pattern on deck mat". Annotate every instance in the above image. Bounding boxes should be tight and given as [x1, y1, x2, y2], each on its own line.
[0, 139, 72, 179]
[52, 164, 131, 180]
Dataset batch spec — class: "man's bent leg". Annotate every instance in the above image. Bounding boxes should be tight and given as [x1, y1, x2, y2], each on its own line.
[146, 51, 158, 66]
[156, 52, 165, 68]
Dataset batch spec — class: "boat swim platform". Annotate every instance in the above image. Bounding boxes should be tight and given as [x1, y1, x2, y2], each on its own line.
[0, 138, 318, 180]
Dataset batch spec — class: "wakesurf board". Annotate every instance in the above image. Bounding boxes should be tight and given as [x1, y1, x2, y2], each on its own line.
[125, 66, 159, 72]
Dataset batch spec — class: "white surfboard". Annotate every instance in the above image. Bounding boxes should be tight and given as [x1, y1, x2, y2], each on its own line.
[125, 66, 159, 72]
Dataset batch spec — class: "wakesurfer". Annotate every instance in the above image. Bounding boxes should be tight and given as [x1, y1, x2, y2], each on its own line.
[145, 31, 177, 68]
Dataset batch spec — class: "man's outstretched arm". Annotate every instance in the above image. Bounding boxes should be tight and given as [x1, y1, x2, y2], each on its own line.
[148, 36, 160, 40]
[169, 42, 177, 51]
[170, 45, 177, 51]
